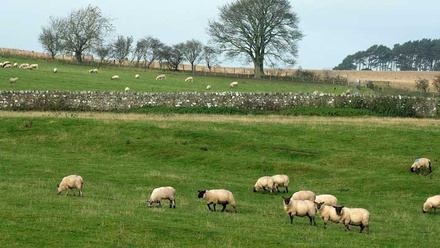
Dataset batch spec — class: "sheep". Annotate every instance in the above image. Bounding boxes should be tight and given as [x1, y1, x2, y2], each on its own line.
[9, 77, 18, 86]
[111, 75, 119, 80]
[272, 174, 289, 193]
[230, 82, 238, 88]
[57, 175, 84, 197]
[3, 64, 11, 68]
[156, 74, 166, 80]
[422, 195, 440, 213]
[13, 63, 18, 68]
[206, 85, 211, 90]
[282, 196, 316, 226]
[89, 68, 98, 73]
[19, 63, 29, 69]
[53, 68, 58, 73]
[124, 87, 130, 93]
[22, 66, 33, 70]
[410, 158, 431, 175]
[148, 186, 176, 208]
[135, 74, 140, 79]
[292, 190, 316, 202]
[29, 64, 38, 69]
[333, 206, 370, 233]
[315, 194, 338, 206]
[198, 189, 237, 213]
[3, 61, 11, 66]
[253, 176, 276, 194]
[315, 201, 341, 229]
[185, 76, 193, 82]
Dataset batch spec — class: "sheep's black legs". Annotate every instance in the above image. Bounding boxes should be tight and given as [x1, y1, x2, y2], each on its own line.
[289, 213, 294, 224]
[360, 224, 364, 233]
[221, 204, 227, 212]
[285, 186, 289, 193]
[207, 203, 213, 211]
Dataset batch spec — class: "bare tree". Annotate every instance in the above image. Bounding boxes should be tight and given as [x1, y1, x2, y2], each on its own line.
[58, 5, 113, 63]
[208, 0, 303, 78]
[38, 17, 63, 59]
[160, 44, 184, 71]
[112, 35, 133, 65]
[181, 39, 204, 73]
[203, 46, 219, 72]
[133, 36, 165, 68]
[95, 42, 112, 64]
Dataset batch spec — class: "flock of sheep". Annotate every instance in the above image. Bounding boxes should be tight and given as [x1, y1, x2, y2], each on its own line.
[2, 60, 39, 86]
[56, 157, 437, 235]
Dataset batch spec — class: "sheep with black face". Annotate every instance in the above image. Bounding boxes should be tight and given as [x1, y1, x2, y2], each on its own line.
[333, 206, 370, 234]
[282, 196, 316, 226]
[198, 189, 236, 213]
[410, 158, 431, 175]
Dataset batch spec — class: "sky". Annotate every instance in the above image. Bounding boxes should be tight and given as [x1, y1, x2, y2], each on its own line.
[1, 0, 439, 69]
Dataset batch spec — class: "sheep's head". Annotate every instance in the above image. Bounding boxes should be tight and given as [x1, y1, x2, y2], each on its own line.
[282, 196, 291, 205]
[147, 200, 154, 207]
[315, 202, 325, 210]
[334, 206, 345, 215]
[253, 187, 257, 192]
[197, 190, 206, 199]
[56, 184, 61, 195]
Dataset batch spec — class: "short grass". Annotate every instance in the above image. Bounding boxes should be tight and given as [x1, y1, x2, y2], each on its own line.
[0, 55, 370, 94]
[1, 113, 439, 247]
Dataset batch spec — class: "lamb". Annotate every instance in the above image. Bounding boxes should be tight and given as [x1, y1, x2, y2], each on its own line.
[206, 85, 211, 90]
[53, 68, 58, 73]
[57, 175, 84, 197]
[422, 195, 440, 213]
[253, 176, 276, 193]
[230, 82, 238, 88]
[156, 74, 166, 80]
[333, 206, 370, 233]
[29, 64, 38, 69]
[198, 189, 237, 213]
[124, 87, 130, 93]
[410, 158, 431, 175]
[9, 77, 18, 86]
[148, 186, 176, 208]
[89, 68, 98, 73]
[292, 190, 316, 202]
[185, 76, 193, 82]
[315, 201, 341, 229]
[111, 75, 119, 80]
[135, 74, 140, 79]
[272, 174, 289, 193]
[315, 194, 338, 206]
[282, 196, 316, 226]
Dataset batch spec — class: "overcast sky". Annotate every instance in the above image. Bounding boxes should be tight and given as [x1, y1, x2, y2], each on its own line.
[1, 0, 439, 69]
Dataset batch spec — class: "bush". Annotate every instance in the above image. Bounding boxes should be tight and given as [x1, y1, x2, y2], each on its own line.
[432, 75, 440, 94]
[415, 78, 429, 93]
[366, 81, 375, 90]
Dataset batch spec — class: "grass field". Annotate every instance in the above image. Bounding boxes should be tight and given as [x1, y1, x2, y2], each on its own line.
[1, 112, 439, 247]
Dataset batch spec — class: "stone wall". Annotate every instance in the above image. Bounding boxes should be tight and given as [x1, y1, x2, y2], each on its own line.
[0, 91, 437, 118]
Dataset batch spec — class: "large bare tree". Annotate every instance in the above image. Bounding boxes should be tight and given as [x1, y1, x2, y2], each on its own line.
[38, 17, 64, 59]
[133, 36, 165, 68]
[203, 46, 219, 72]
[180, 39, 204, 73]
[208, 0, 303, 78]
[112, 35, 133, 65]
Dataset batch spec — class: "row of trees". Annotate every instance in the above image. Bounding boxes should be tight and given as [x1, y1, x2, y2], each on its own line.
[334, 39, 440, 71]
[39, 0, 303, 78]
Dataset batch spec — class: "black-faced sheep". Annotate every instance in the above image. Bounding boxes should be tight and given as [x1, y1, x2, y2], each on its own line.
[111, 75, 119, 80]
[53, 68, 58, 73]
[206, 85, 211, 90]
[148, 186, 176, 208]
[253, 176, 276, 193]
[124, 87, 130, 93]
[57, 175, 84, 197]
[422, 195, 440, 213]
[282, 196, 316, 226]
[315, 194, 338, 206]
[272, 174, 289, 193]
[89, 69, 99, 73]
[135, 74, 140, 79]
[410, 158, 431, 175]
[198, 189, 237, 213]
[315, 201, 341, 229]
[333, 206, 369, 233]
[29, 64, 38, 69]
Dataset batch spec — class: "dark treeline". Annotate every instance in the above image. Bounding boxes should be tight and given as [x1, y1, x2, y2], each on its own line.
[334, 39, 440, 71]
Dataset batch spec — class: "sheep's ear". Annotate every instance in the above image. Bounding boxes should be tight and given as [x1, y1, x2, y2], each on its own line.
[57, 184, 59, 187]
[282, 196, 286, 199]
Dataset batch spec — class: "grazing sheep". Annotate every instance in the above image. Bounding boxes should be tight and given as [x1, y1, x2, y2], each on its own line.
[135, 74, 140, 79]
[111, 75, 119, 80]
[410, 158, 431, 175]
[156, 74, 166, 80]
[148, 186, 176, 208]
[422, 195, 440, 213]
[29, 64, 38, 69]
[282, 196, 316, 226]
[333, 206, 370, 234]
[230, 82, 238, 88]
[19, 63, 29, 69]
[253, 176, 276, 193]
[315, 194, 338, 206]
[272, 174, 290, 193]
[315, 201, 341, 229]
[22, 66, 33, 70]
[9, 77, 18, 86]
[124, 87, 130, 93]
[206, 85, 211, 90]
[53, 68, 58, 73]
[292, 190, 316, 202]
[198, 189, 237, 213]
[3, 64, 11, 68]
[57, 175, 84, 197]
[89, 68, 98, 73]
[13, 63, 18, 68]
[185, 76, 193, 82]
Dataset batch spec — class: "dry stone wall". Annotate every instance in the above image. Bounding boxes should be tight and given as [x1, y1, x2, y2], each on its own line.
[0, 91, 437, 118]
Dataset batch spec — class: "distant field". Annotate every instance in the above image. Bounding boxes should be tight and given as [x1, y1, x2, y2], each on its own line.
[0, 112, 439, 247]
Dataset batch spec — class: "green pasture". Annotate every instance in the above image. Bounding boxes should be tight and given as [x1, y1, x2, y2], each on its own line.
[0, 114, 439, 247]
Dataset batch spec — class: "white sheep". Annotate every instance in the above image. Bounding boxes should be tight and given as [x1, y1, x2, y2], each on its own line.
[124, 87, 130, 93]
[272, 174, 289, 193]
[148, 186, 176, 208]
[315, 201, 341, 229]
[198, 189, 237, 213]
[410, 158, 431, 175]
[111, 75, 119, 80]
[206, 85, 211, 90]
[13, 63, 18, 68]
[19, 63, 29, 69]
[185, 76, 193, 82]
[315, 194, 338, 206]
[53, 68, 58, 73]
[333, 206, 370, 233]
[89, 68, 98, 73]
[253, 176, 276, 193]
[282, 196, 316, 226]
[22, 66, 33, 70]
[57, 175, 84, 197]
[135, 74, 140, 79]
[156, 74, 166, 80]
[230, 82, 238, 88]
[9, 77, 18, 86]
[422, 195, 440, 213]
[3, 64, 11, 68]
[292, 190, 316, 202]
[29, 64, 38, 69]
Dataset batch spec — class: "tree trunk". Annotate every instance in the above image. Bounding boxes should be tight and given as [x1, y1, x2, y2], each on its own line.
[75, 51, 82, 63]
[253, 59, 264, 78]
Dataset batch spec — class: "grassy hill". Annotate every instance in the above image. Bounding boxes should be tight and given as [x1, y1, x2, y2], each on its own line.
[0, 112, 439, 247]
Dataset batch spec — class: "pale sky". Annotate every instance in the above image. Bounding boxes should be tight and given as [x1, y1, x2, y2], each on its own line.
[1, 0, 439, 69]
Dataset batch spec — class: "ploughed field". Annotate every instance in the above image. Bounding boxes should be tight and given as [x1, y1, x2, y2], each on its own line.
[0, 113, 439, 247]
